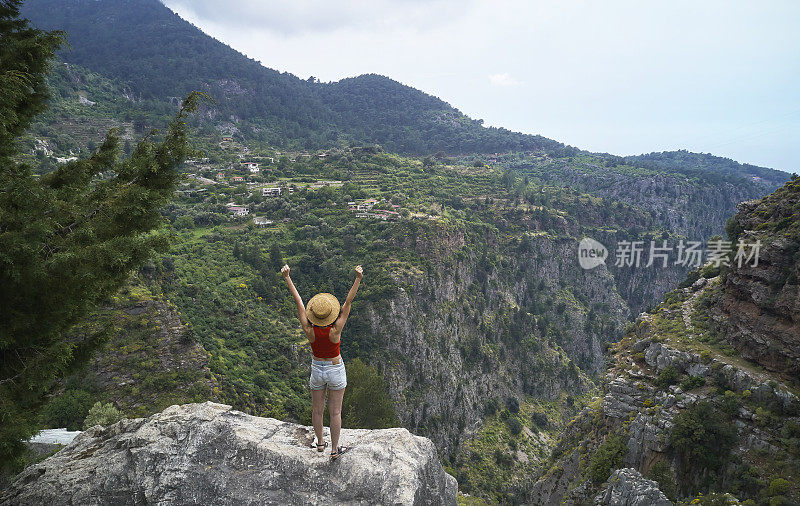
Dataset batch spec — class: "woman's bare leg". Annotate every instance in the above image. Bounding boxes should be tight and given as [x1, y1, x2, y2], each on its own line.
[311, 388, 327, 445]
[328, 388, 345, 450]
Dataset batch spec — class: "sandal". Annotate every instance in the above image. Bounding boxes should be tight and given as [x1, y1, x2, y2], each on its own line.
[314, 440, 328, 453]
[330, 446, 348, 461]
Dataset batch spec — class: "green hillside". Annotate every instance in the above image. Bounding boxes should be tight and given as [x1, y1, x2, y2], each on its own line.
[20, 0, 561, 155]
[17, 0, 794, 185]
[5, 1, 797, 502]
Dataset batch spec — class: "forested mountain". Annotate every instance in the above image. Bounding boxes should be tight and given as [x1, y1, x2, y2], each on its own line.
[20, 0, 561, 155]
[17, 0, 793, 186]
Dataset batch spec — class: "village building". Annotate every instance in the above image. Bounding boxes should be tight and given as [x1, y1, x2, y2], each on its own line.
[243, 162, 260, 173]
[262, 187, 282, 197]
[252, 216, 274, 227]
[226, 203, 249, 217]
[355, 198, 379, 211]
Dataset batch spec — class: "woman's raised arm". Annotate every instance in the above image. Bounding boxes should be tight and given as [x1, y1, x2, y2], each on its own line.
[282, 264, 311, 331]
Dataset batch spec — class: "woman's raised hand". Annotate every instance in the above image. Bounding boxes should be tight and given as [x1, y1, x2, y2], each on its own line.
[354, 265, 363, 279]
[281, 264, 291, 278]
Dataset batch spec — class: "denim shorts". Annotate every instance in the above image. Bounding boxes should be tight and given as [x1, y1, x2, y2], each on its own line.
[309, 359, 347, 391]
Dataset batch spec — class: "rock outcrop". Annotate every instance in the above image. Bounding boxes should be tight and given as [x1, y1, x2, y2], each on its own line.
[1, 402, 457, 506]
[716, 179, 800, 378]
[593, 468, 672, 506]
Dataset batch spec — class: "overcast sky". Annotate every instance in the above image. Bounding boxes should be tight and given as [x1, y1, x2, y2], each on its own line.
[161, 0, 799, 173]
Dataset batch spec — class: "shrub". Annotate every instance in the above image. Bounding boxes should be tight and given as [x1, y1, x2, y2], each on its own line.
[655, 366, 679, 389]
[671, 401, 736, 471]
[755, 407, 778, 428]
[83, 402, 124, 429]
[531, 411, 549, 430]
[690, 492, 740, 505]
[588, 434, 629, 483]
[40, 390, 94, 431]
[680, 375, 706, 391]
[765, 478, 791, 498]
[507, 417, 522, 436]
[494, 448, 513, 466]
[719, 391, 740, 417]
[506, 397, 520, 414]
[484, 398, 500, 416]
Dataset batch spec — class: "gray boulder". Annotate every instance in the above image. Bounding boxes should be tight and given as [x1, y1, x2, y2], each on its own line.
[593, 468, 672, 506]
[1, 402, 457, 505]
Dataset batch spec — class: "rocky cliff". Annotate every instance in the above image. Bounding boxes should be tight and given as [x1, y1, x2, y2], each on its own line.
[526, 176, 800, 505]
[0, 402, 457, 506]
[364, 227, 629, 457]
[715, 178, 800, 378]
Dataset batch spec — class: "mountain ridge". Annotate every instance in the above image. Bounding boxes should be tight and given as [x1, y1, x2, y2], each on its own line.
[19, 0, 794, 181]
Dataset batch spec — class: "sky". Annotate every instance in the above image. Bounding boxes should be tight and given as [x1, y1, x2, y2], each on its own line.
[161, 0, 800, 173]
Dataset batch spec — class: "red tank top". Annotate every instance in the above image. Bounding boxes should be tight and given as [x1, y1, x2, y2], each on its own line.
[310, 325, 340, 358]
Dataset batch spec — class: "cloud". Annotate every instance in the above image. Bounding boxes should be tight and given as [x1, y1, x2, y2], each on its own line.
[488, 73, 523, 87]
[161, 0, 473, 35]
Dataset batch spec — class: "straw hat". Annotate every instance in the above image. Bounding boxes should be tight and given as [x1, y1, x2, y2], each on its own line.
[306, 293, 340, 327]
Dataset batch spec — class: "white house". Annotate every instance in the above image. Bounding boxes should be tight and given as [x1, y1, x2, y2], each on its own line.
[253, 216, 274, 227]
[226, 203, 249, 217]
[243, 162, 260, 173]
[262, 187, 282, 197]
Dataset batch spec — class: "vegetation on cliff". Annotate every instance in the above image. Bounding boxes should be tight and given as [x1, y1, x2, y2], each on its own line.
[528, 177, 800, 505]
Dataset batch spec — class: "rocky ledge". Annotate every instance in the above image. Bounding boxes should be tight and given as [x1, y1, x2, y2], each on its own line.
[0, 402, 457, 505]
[593, 468, 672, 506]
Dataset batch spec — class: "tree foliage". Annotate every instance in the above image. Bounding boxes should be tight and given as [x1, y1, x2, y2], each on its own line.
[0, 0, 202, 471]
[341, 358, 397, 429]
[588, 433, 629, 483]
[671, 401, 736, 472]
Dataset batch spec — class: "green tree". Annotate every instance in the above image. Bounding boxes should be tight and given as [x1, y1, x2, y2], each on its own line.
[646, 460, 676, 500]
[269, 242, 283, 271]
[0, 0, 203, 471]
[671, 401, 736, 472]
[588, 433, 629, 483]
[39, 389, 94, 431]
[342, 358, 397, 429]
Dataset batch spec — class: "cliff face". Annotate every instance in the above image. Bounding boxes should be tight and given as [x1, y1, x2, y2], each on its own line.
[361, 229, 630, 456]
[1, 402, 457, 506]
[529, 278, 800, 504]
[357, 193, 764, 457]
[526, 177, 800, 505]
[553, 167, 783, 241]
[46, 280, 221, 420]
[715, 180, 800, 378]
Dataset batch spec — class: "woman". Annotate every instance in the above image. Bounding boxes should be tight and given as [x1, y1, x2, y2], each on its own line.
[281, 263, 363, 460]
